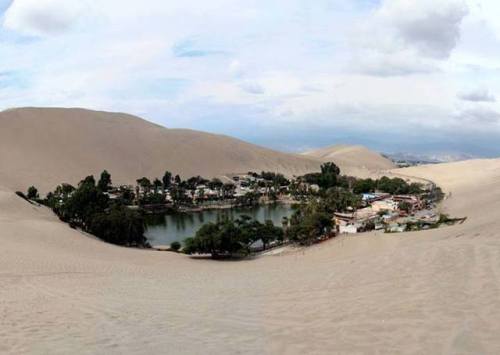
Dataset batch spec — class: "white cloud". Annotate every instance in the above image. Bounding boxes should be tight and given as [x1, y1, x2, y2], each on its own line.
[3, 0, 88, 36]
[378, 0, 468, 59]
[455, 107, 500, 123]
[352, 0, 469, 76]
[458, 88, 496, 102]
[1, 0, 500, 155]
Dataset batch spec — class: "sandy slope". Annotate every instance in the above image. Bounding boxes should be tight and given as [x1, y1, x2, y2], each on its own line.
[2, 154, 500, 354]
[302, 144, 396, 175]
[0, 107, 321, 192]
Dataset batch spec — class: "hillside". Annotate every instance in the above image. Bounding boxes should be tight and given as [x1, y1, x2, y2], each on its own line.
[302, 144, 396, 174]
[0, 107, 321, 192]
[3, 158, 500, 353]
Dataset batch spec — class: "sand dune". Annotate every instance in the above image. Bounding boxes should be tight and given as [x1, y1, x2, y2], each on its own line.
[0, 107, 322, 192]
[303, 144, 396, 175]
[2, 150, 500, 353]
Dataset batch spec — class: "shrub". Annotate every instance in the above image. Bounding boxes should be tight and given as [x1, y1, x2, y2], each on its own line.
[170, 241, 181, 251]
[27, 186, 39, 200]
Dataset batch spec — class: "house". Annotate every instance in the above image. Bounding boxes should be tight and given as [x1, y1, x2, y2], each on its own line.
[393, 195, 423, 211]
[334, 208, 378, 234]
[386, 223, 407, 233]
[371, 199, 398, 212]
[362, 193, 390, 203]
[338, 223, 361, 234]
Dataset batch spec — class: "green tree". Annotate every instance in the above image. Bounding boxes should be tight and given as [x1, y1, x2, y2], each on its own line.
[97, 170, 112, 192]
[208, 178, 223, 190]
[90, 205, 146, 246]
[136, 177, 152, 194]
[352, 178, 376, 194]
[288, 201, 333, 245]
[259, 220, 284, 250]
[170, 241, 181, 251]
[162, 171, 172, 190]
[27, 186, 39, 200]
[153, 178, 163, 193]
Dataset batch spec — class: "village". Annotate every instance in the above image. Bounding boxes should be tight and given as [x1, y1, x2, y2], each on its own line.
[103, 168, 445, 235]
[334, 191, 441, 234]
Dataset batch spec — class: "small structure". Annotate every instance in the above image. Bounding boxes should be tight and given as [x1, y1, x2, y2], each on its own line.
[371, 199, 399, 213]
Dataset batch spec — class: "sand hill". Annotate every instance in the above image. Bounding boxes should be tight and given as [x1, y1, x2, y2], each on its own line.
[0, 107, 322, 192]
[2, 107, 500, 353]
[2, 158, 500, 353]
[303, 144, 396, 174]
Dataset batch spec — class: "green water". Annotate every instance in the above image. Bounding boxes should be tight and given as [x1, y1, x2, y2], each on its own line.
[144, 204, 295, 246]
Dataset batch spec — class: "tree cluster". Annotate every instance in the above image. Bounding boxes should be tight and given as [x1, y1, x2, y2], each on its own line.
[43, 171, 147, 247]
[183, 216, 284, 258]
[352, 176, 424, 195]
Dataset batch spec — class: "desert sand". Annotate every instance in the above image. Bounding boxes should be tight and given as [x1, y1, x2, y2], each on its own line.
[302, 144, 396, 175]
[0, 108, 322, 192]
[2, 108, 500, 354]
[2, 148, 500, 354]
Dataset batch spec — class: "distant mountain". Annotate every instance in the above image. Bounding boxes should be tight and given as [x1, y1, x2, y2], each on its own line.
[0, 107, 322, 192]
[385, 152, 477, 166]
[302, 144, 396, 173]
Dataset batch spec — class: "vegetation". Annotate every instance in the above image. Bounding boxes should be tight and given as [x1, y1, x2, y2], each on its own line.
[351, 177, 423, 195]
[183, 216, 283, 258]
[22, 161, 447, 255]
[288, 200, 334, 245]
[43, 172, 148, 247]
[27, 186, 40, 200]
[170, 241, 181, 251]
[302, 162, 341, 189]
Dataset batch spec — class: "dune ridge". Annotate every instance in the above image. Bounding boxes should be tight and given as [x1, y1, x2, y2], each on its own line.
[0, 107, 322, 192]
[2, 107, 500, 353]
[303, 144, 396, 174]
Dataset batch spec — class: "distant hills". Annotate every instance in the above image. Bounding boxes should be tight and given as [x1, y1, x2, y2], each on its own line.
[302, 144, 396, 173]
[384, 152, 477, 166]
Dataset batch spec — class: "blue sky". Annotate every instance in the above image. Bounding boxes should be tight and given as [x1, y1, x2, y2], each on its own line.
[1, 0, 500, 158]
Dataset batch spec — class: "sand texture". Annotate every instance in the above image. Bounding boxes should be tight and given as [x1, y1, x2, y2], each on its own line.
[2, 110, 500, 354]
[0, 107, 322, 192]
[302, 144, 396, 175]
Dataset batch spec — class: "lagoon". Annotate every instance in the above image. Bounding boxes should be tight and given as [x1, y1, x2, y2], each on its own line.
[144, 203, 295, 246]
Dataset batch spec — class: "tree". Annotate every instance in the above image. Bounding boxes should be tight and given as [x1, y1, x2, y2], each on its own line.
[170, 186, 189, 206]
[352, 178, 376, 194]
[259, 220, 284, 250]
[301, 162, 341, 190]
[80, 175, 96, 187]
[27, 186, 39, 200]
[90, 206, 146, 246]
[321, 187, 362, 213]
[162, 171, 172, 190]
[377, 177, 410, 195]
[170, 241, 181, 251]
[288, 201, 333, 245]
[174, 175, 182, 185]
[136, 177, 152, 194]
[153, 178, 163, 193]
[64, 180, 109, 226]
[97, 170, 112, 192]
[318, 162, 340, 189]
[208, 178, 223, 190]
[222, 183, 235, 198]
[183, 217, 282, 258]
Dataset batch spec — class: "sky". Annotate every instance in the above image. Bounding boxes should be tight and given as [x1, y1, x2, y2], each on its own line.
[1, 0, 500, 158]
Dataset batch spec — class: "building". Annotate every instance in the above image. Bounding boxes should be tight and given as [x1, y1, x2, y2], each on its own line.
[371, 199, 399, 213]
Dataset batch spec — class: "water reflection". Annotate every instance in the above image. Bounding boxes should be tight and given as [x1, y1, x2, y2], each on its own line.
[144, 204, 294, 245]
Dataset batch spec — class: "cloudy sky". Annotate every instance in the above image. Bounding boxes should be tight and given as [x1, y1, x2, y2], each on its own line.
[1, 0, 500, 157]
